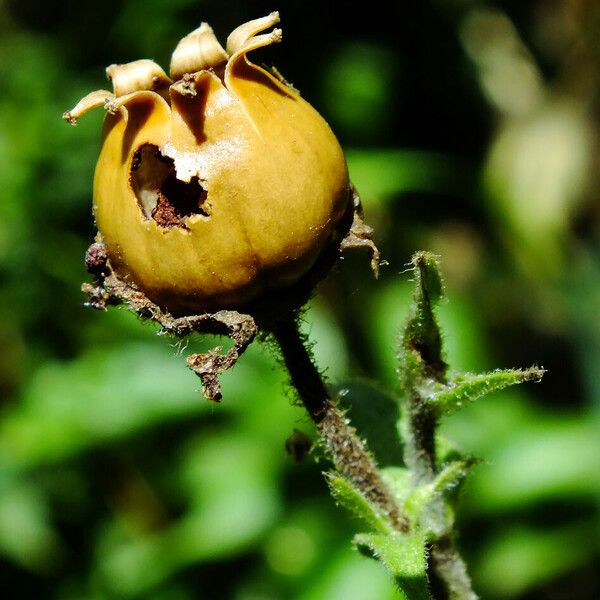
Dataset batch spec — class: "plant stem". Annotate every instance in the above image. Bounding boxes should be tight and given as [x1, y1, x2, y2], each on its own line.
[405, 402, 438, 483]
[400, 252, 479, 599]
[404, 382, 478, 599]
[271, 316, 408, 532]
[403, 383, 478, 600]
[429, 536, 478, 600]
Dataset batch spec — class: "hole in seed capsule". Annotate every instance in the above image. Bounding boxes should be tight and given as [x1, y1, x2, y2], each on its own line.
[130, 144, 209, 229]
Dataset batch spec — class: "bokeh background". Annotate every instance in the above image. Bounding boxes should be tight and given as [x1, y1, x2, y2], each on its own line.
[1, 0, 600, 598]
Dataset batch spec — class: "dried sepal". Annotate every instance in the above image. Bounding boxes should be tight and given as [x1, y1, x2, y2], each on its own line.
[63, 89, 114, 125]
[339, 187, 381, 277]
[82, 239, 257, 402]
[106, 59, 171, 97]
[104, 89, 170, 124]
[226, 11, 282, 59]
[170, 23, 229, 80]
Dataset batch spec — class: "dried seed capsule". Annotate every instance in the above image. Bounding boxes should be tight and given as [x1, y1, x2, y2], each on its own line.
[65, 12, 350, 314]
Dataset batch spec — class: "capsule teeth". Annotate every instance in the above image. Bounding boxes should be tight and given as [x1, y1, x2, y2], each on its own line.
[63, 89, 114, 124]
[169, 22, 229, 80]
[106, 60, 171, 97]
[63, 111, 78, 126]
[226, 12, 283, 56]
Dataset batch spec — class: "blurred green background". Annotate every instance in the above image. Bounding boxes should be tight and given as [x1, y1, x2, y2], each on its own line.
[1, 0, 600, 598]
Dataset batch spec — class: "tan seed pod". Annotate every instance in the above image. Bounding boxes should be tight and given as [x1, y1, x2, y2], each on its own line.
[65, 13, 351, 315]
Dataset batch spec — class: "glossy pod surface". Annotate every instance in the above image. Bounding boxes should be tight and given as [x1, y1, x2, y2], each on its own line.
[66, 13, 350, 314]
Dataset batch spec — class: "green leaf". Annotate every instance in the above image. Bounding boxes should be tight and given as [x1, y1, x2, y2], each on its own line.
[380, 467, 412, 505]
[0, 344, 204, 469]
[0, 479, 63, 571]
[346, 148, 470, 203]
[327, 474, 393, 534]
[474, 521, 593, 598]
[462, 416, 600, 513]
[354, 531, 432, 600]
[298, 545, 399, 600]
[404, 460, 472, 531]
[97, 433, 282, 597]
[431, 368, 545, 416]
[323, 45, 395, 141]
[399, 252, 448, 393]
[334, 381, 404, 466]
[413, 252, 444, 308]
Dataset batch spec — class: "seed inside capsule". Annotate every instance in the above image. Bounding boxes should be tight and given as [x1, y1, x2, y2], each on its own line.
[130, 144, 209, 229]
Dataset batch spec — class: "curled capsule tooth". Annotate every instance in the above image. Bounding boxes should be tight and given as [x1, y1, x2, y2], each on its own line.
[63, 89, 114, 124]
[63, 112, 78, 126]
[170, 23, 229, 81]
[226, 11, 280, 56]
[106, 59, 171, 97]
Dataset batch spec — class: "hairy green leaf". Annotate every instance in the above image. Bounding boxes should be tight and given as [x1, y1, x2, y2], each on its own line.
[327, 474, 393, 534]
[354, 531, 432, 600]
[380, 467, 412, 505]
[404, 460, 472, 530]
[431, 368, 545, 416]
[399, 252, 448, 393]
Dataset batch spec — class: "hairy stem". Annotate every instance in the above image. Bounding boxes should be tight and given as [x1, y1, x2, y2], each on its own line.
[271, 316, 408, 532]
[405, 384, 479, 600]
[400, 252, 479, 599]
[406, 401, 438, 483]
[429, 536, 478, 600]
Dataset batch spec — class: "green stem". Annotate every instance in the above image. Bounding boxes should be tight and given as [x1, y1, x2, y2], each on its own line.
[400, 252, 478, 599]
[404, 372, 478, 599]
